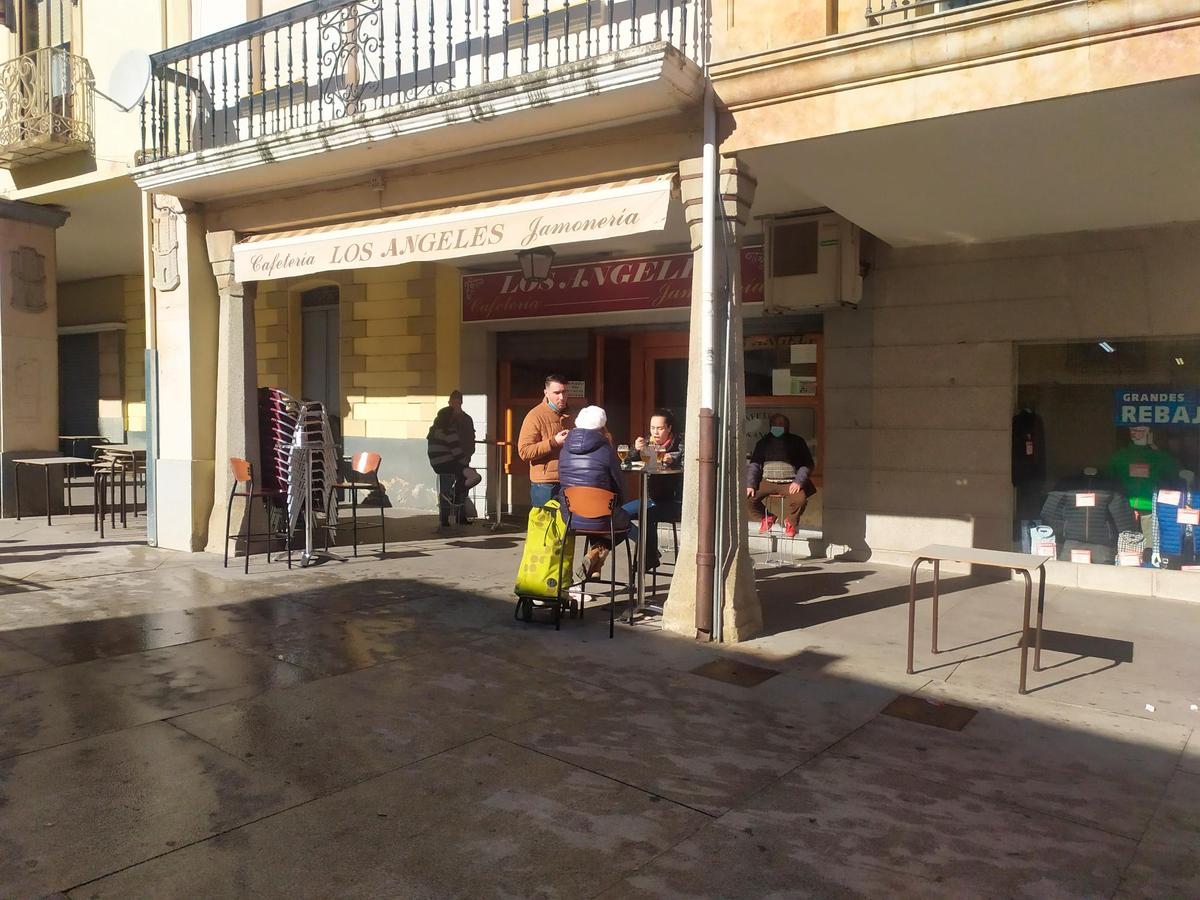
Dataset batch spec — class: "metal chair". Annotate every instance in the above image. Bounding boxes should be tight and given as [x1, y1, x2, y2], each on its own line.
[224, 458, 292, 573]
[334, 452, 387, 556]
[557, 486, 633, 639]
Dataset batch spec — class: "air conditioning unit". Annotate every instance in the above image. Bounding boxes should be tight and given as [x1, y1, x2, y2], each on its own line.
[763, 213, 862, 312]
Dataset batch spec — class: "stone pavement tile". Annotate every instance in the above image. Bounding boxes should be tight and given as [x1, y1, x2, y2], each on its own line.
[598, 818, 956, 900]
[0, 721, 311, 898]
[497, 665, 894, 816]
[0, 636, 51, 677]
[0, 595, 323, 665]
[0, 639, 309, 759]
[1115, 840, 1200, 899]
[170, 646, 594, 794]
[1138, 770, 1200, 848]
[720, 754, 1136, 898]
[215, 603, 492, 677]
[1183, 729, 1200, 775]
[67, 736, 707, 900]
[826, 680, 1189, 840]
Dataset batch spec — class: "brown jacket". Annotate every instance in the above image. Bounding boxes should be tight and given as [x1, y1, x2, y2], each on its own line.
[518, 402, 569, 484]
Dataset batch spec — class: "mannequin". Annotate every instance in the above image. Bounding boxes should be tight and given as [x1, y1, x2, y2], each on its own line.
[1039, 468, 1133, 565]
[1106, 426, 1179, 516]
[1012, 404, 1047, 549]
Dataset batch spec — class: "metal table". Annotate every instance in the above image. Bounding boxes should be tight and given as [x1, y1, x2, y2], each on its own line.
[630, 463, 684, 622]
[906, 544, 1048, 694]
[12, 457, 94, 525]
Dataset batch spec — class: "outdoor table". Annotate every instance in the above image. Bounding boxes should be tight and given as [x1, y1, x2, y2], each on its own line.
[907, 544, 1048, 694]
[12, 457, 94, 525]
[628, 462, 684, 623]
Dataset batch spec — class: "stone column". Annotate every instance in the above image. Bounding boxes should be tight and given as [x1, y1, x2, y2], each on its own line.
[204, 231, 261, 555]
[149, 196, 219, 551]
[0, 200, 69, 517]
[665, 156, 763, 642]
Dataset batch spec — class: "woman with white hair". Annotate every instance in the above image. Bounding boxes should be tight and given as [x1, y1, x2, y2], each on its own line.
[557, 405, 630, 581]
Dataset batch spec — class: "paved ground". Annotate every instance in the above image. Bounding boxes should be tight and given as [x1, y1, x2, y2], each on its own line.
[1, 511, 1197, 898]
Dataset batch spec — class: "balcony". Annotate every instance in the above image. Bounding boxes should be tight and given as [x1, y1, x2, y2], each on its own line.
[136, 0, 701, 198]
[0, 47, 95, 169]
[864, 0, 992, 28]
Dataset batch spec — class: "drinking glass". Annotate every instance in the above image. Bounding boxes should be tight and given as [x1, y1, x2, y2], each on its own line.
[617, 444, 629, 466]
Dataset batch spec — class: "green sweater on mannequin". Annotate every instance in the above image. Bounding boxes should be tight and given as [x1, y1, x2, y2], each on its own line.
[1105, 444, 1179, 512]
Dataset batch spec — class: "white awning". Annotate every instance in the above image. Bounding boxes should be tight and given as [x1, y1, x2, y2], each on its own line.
[233, 173, 677, 282]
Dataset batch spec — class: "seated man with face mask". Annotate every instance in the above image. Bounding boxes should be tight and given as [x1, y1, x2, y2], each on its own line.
[746, 414, 816, 538]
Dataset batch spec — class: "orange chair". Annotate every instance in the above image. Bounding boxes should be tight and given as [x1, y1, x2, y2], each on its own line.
[333, 451, 387, 556]
[557, 486, 633, 639]
[224, 458, 291, 573]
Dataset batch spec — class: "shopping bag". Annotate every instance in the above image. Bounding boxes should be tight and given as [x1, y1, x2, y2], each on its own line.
[514, 498, 576, 600]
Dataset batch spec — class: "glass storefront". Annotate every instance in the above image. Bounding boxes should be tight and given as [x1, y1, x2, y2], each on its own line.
[1015, 339, 1200, 571]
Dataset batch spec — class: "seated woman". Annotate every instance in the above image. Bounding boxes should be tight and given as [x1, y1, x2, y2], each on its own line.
[557, 405, 630, 581]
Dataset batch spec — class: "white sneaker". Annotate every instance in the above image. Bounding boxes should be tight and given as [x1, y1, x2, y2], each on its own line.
[568, 585, 593, 604]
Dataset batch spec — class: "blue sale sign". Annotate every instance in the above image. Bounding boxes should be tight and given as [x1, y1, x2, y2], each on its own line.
[1114, 388, 1200, 426]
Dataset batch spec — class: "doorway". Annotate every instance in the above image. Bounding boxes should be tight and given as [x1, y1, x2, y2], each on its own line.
[300, 286, 340, 433]
[58, 331, 99, 436]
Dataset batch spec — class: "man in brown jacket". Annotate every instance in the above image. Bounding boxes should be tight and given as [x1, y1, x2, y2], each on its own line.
[518, 374, 571, 507]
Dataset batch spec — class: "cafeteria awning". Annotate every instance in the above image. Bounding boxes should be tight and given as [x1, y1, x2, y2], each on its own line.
[232, 173, 677, 282]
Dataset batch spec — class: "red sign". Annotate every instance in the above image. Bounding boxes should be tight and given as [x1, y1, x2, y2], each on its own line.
[462, 247, 764, 322]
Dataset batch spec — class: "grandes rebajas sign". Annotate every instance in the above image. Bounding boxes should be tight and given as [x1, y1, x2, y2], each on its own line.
[1114, 388, 1200, 426]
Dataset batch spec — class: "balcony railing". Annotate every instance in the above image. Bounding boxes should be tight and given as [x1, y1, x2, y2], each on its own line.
[0, 47, 95, 168]
[866, 0, 995, 27]
[140, 0, 699, 164]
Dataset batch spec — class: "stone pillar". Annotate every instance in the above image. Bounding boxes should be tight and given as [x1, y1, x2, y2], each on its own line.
[204, 230, 261, 555]
[150, 196, 219, 551]
[0, 200, 69, 517]
[665, 156, 763, 642]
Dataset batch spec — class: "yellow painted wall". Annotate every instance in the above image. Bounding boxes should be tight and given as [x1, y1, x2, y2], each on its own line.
[57, 276, 125, 326]
[253, 262, 463, 440]
[124, 275, 147, 433]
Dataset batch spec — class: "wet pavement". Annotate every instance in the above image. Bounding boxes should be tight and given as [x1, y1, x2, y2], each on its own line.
[0, 512, 1198, 897]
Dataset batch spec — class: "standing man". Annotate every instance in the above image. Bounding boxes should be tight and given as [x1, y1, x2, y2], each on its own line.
[518, 374, 571, 507]
[746, 413, 816, 538]
[427, 390, 480, 527]
[623, 408, 684, 571]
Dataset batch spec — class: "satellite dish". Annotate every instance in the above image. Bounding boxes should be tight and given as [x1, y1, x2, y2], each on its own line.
[97, 50, 152, 112]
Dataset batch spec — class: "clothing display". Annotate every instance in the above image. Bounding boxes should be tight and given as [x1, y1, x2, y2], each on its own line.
[1038, 473, 1134, 563]
[1151, 487, 1200, 569]
[1011, 408, 1046, 487]
[1105, 443, 1179, 513]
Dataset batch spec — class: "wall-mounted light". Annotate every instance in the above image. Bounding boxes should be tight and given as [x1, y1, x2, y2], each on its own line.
[517, 246, 555, 281]
[1175, 357, 1186, 366]
[1098, 341, 1116, 353]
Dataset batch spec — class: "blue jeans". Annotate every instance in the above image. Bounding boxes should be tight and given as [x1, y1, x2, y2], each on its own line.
[623, 497, 681, 567]
[530, 482, 558, 508]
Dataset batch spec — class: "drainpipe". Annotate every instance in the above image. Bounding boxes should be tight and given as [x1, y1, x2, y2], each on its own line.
[142, 192, 159, 546]
[695, 79, 718, 637]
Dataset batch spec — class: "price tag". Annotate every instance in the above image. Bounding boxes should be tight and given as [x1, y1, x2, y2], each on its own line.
[1158, 490, 1182, 506]
[1075, 492, 1096, 508]
[1117, 551, 1142, 567]
[1129, 463, 1151, 479]
[1033, 540, 1056, 557]
[1177, 508, 1200, 526]
[1024, 441, 1034, 457]
[1070, 549, 1093, 564]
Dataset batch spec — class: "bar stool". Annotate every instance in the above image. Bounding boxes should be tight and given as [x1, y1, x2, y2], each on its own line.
[763, 494, 795, 567]
[224, 458, 292, 573]
[333, 452, 387, 556]
[557, 486, 633, 638]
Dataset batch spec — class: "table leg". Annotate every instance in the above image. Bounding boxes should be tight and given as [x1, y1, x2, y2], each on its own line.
[1034, 566, 1046, 672]
[1019, 569, 1033, 694]
[636, 480, 648, 620]
[44, 466, 52, 526]
[14, 463, 21, 521]
[66, 468, 73, 515]
[99, 471, 106, 539]
[931, 559, 941, 654]
[907, 557, 923, 675]
[120, 466, 128, 528]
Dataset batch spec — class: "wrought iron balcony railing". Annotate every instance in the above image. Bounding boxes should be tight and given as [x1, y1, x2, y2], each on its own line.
[140, 0, 699, 164]
[0, 47, 95, 168]
[866, 0, 995, 27]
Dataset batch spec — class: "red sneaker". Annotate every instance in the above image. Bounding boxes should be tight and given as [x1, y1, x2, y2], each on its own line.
[784, 520, 797, 539]
[758, 515, 776, 534]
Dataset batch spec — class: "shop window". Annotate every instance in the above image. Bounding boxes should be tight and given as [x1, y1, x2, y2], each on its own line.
[1015, 339, 1200, 572]
[745, 334, 819, 398]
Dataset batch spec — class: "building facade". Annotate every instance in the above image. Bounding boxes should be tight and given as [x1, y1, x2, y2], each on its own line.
[4, 0, 1199, 636]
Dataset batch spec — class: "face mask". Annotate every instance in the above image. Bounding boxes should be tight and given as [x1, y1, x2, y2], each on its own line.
[769, 426, 785, 438]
